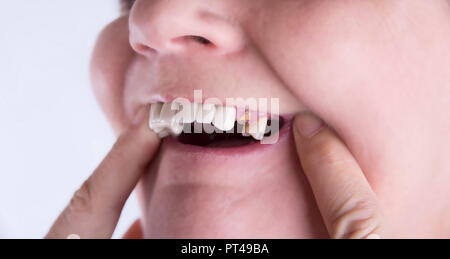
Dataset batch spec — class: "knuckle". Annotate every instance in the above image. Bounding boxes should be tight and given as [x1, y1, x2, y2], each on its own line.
[68, 180, 94, 214]
[330, 198, 381, 239]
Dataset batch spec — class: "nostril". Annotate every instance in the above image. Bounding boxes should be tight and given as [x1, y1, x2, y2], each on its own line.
[132, 42, 157, 56]
[131, 35, 213, 56]
[188, 35, 212, 45]
[171, 35, 216, 49]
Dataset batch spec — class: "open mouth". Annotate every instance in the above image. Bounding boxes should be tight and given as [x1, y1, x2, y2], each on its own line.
[148, 102, 284, 148]
[177, 119, 284, 148]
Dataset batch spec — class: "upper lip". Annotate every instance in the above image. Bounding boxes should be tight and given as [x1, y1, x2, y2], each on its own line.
[124, 49, 297, 122]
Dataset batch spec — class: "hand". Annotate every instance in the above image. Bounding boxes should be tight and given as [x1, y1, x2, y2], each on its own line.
[45, 106, 160, 239]
[293, 112, 389, 239]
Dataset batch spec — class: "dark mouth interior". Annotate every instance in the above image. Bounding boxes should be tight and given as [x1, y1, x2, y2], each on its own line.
[176, 118, 284, 148]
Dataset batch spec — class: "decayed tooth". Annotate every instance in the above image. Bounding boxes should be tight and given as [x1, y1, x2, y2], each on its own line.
[249, 117, 268, 140]
[212, 105, 236, 131]
[237, 110, 250, 136]
[236, 121, 248, 136]
[172, 102, 199, 124]
[196, 103, 216, 124]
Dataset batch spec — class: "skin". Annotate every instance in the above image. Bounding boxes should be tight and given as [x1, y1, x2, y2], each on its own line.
[47, 0, 450, 238]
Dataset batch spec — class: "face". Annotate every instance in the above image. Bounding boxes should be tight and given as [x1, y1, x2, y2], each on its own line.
[91, 0, 450, 238]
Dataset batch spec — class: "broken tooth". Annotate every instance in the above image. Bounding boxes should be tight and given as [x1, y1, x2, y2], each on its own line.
[196, 103, 216, 124]
[249, 116, 268, 140]
[212, 105, 236, 131]
[236, 113, 246, 125]
[236, 121, 249, 136]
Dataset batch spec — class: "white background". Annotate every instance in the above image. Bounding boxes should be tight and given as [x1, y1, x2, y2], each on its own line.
[0, 1, 140, 238]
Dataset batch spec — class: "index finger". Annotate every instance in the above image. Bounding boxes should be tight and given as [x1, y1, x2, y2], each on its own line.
[46, 105, 160, 239]
[293, 112, 388, 239]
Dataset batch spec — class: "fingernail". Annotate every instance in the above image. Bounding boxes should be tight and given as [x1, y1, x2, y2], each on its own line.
[295, 112, 324, 138]
[132, 106, 147, 126]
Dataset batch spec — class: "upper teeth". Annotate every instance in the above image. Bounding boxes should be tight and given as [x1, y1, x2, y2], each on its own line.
[212, 105, 236, 131]
[148, 102, 270, 141]
[196, 103, 216, 124]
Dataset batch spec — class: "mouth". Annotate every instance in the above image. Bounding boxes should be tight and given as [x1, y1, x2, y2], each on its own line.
[142, 102, 304, 239]
[177, 118, 284, 147]
[148, 102, 285, 148]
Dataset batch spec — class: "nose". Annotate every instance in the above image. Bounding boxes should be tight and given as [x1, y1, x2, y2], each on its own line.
[128, 0, 246, 56]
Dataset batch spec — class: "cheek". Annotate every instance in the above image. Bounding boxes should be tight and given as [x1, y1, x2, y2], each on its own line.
[255, 1, 449, 189]
[255, 1, 400, 121]
[262, 0, 448, 133]
[90, 16, 135, 135]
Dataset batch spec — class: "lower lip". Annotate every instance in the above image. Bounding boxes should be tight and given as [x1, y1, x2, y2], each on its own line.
[160, 118, 293, 159]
